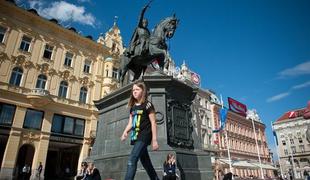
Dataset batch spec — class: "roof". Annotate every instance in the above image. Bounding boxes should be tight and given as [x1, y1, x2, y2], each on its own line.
[275, 108, 305, 123]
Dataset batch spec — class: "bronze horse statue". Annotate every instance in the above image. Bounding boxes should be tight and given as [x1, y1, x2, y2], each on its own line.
[119, 15, 179, 85]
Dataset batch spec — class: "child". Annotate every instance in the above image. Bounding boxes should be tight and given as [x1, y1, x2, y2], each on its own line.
[121, 82, 159, 180]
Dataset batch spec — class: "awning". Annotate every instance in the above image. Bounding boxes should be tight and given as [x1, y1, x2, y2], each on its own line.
[251, 163, 278, 170]
[233, 161, 258, 169]
[219, 158, 232, 165]
[212, 158, 277, 170]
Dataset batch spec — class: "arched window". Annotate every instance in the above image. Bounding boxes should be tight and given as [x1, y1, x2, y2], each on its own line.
[9, 67, 23, 86]
[79, 87, 87, 103]
[35, 74, 47, 89]
[58, 81, 68, 98]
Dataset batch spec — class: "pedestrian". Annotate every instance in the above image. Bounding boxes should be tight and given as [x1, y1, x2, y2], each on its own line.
[223, 172, 232, 180]
[22, 164, 30, 180]
[85, 162, 101, 180]
[37, 162, 43, 179]
[22, 164, 28, 180]
[163, 153, 177, 180]
[304, 170, 309, 180]
[76, 162, 88, 180]
[121, 82, 159, 180]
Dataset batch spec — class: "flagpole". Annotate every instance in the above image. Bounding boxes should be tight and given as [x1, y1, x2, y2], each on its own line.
[251, 116, 264, 179]
[271, 121, 283, 178]
[225, 130, 233, 175]
[221, 95, 233, 177]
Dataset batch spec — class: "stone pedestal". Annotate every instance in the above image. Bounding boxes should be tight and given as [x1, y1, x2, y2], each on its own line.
[91, 74, 213, 180]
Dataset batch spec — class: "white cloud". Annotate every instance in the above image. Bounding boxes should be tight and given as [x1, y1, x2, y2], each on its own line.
[28, 0, 96, 27]
[28, 0, 43, 9]
[278, 61, 310, 78]
[292, 81, 310, 90]
[267, 92, 290, 103]
[77, 0, 91, 3]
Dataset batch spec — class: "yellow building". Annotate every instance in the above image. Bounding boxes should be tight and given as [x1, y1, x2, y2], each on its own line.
[0, 1, 123, 179]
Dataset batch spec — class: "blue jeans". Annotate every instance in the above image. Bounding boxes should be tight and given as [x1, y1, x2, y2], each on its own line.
[125, 141, 159, 180]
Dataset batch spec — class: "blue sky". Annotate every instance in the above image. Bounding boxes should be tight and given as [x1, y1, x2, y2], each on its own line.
[18, 0, 310, 159]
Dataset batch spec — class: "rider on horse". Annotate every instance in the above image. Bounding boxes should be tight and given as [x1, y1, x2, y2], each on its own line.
[126, 3, 151, 58]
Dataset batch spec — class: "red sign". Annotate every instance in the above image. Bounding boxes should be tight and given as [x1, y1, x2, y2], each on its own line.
[228, 97, 247, 117]
[191, 72, 200, 85]
[288, 109, 305, 119]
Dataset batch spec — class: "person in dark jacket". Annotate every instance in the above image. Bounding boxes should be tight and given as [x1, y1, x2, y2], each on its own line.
[163, 153, 177, 180]
[223, 172, 232, 180]
[85, 162, 101, 180]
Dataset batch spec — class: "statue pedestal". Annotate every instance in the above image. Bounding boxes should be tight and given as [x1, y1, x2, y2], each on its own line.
[92, 74, 213, 180]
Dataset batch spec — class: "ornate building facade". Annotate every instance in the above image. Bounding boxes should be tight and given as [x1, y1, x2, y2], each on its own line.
[273, 107, 310, 179]
[0, 1, 123, 179]
[212, 103, 275, 179]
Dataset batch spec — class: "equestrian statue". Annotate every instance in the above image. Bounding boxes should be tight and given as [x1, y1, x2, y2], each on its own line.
[119, 1, 179, 85]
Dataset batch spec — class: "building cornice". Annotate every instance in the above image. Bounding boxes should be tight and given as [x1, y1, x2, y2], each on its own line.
[0, 1, 110, 54]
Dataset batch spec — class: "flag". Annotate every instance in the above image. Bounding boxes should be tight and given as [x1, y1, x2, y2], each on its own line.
[213, 107, 228, 133]
[220, 107, 228, 129]
[228, 97, 247, 117]
[273, 131, 278, 146]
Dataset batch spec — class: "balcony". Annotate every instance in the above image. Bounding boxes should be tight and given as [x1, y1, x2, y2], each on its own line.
[27, 88, 53, 106]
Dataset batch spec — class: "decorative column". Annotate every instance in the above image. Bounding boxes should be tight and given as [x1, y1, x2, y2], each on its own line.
[30, 111, 53, 180]
[0, 106, 26, 179]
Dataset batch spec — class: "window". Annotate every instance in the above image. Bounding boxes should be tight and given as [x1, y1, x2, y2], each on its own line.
[284, 149, 288, 155]
[112, 43, 116, 52]
[298, 138, 303, 143]
[23, 109, 44, 130]
[35, 74, 47, 89]
[51, 114, 85, 136]
[83, 60, 91, 73]
[51, 114, 62, 133]
[0, 103, 16, 125]
[74, 119, 85, 136]
[43, 44, 53, 59]
[64, 52, 73, 67]
[9, 67, 23, 86]
[79, 87, 87, 103]
[300, 145, 305, 153]
[63, 117, 74, 134]
[291, 146, 296, 154]
[282, 140, 286, 145]
[19, 36, 31, 52]
[0, 26, 7, 43]
[290, 139, 294, 145]
[207, 116, 211, 128]
[58, 81, 68, 98]
[112, 67, 118, 79]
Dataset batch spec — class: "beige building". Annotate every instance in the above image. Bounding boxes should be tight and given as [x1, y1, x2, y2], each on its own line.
[0, 1, 123, 179]
[273, 107, 310, 179]
[211, 103, 275, 179]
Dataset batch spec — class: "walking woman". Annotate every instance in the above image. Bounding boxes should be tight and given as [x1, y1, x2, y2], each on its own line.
[121, 82, 159, 180]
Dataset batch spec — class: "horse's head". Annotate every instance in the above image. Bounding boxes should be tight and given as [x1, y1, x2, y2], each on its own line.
[163, 15, 179, 39]
[153, 14, 179, 40]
